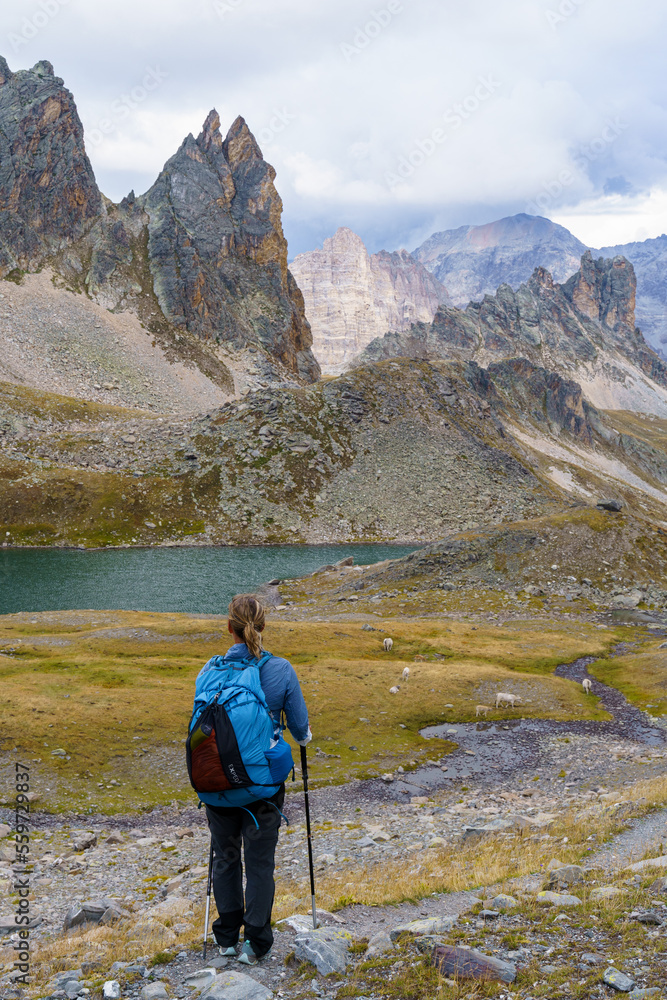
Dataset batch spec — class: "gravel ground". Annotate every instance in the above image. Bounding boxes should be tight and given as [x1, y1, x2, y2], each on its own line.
[0, 273, 230, 415]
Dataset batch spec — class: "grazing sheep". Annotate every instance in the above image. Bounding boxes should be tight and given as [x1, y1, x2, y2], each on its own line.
[383, 638, 393, 652]
[414, 654, 426, 662]
[389, 685, 400, 694]
[495, 692, 522, 709]
[475, 704, 491, 718]
[402, 666, 410, 682]
[582, 677, 592, 694]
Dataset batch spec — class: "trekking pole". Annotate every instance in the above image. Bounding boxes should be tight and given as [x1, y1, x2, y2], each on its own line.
[203, 838, 214, 960]
[300, 744, 318, 930]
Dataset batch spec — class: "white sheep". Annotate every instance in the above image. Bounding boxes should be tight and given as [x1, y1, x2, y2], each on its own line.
[495, 692, 522, 709]
[389, 685, 400, 694]
[402, 666, 410, 682]
[475, 704, 491, 718]
[582, 678, 592, 694]
[383, 638, 393, 652]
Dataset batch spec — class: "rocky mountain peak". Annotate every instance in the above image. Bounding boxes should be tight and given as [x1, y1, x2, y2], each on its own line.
[289, 228, 450, 369]
[0, 59, 319, 385]
[198, 108, 222, 149]
[565, 250, 636, 333]
[138, 110, 317, 378]
[0, 56, 102, 274]
[326, 227, 367, 252]
[528, 266, 555, 292]
[222, 114, 265, 168]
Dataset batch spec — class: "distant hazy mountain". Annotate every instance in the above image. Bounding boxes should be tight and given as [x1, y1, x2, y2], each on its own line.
[289, 227, 449, 369]
[412, 213, 667, 359]
[597, 234, 667, 357]
[412, 214, 588, 306]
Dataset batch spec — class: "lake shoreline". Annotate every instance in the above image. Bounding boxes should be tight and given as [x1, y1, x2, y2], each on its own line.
[0, 542, 418, 615]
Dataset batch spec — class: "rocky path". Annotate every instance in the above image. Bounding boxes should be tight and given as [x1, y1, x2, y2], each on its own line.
[380, 654, 667, 802]
[589, 809, 667, 873]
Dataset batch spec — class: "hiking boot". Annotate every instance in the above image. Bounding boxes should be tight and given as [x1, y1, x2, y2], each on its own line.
[237, 941, 271, 965]
[219, 945, 238, 957]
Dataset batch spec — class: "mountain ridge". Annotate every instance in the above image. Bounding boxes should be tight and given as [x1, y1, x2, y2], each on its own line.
[2, 347, 667, 549]
[411, 212, 667, 359]
[358, 252, 667, 416]
[0, 57, 320, 389]
[412, 213, 588, 308]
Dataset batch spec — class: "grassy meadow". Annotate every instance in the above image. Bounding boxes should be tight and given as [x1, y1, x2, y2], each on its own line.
[0, 612, 635, 814]
[590, 645, 667, 715]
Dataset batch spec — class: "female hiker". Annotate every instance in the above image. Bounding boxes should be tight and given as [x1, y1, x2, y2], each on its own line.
[189, 593, 311, 966]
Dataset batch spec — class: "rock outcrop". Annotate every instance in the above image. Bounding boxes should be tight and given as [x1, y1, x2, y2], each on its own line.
[141, 111, 318, 381]
[597, 233, 667, 358]
[411, 212, 667, 359]
[0, 57, 102, 273]
[289, 227, 449, 368]
[358, 253, 667, 413]
[0, 58, 319, 385]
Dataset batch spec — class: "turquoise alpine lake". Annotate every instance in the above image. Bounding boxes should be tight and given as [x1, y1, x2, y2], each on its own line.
[0, 544, 417, 614]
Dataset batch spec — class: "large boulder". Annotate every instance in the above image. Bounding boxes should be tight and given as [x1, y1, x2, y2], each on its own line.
[200, 970, 273, 1000]
[432, 944, 516, 983]
[547, 864, 585, 890]
[389, 915, 457, 941]
[63, 898, 122, 931]
[293, 926, 352, 975]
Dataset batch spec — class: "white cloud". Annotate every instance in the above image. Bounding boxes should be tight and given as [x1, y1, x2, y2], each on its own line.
[1, 0, 667, 254]
[553, 187, 667, 248]
[282, 151, 389, 204]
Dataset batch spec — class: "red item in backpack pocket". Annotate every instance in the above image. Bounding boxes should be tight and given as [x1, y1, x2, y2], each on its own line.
[187, 720, 234, 792]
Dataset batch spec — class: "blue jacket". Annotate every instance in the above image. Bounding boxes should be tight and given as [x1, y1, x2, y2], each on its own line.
[191, 643, 310, 807]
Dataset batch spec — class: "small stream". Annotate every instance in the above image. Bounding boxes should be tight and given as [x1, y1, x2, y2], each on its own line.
[385, 650, 667, 799]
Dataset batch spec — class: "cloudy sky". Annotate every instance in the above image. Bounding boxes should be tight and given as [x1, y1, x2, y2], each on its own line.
[3, 0, 667, 256]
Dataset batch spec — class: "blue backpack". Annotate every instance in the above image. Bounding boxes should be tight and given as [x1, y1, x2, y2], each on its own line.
[187, 651, 295, 808]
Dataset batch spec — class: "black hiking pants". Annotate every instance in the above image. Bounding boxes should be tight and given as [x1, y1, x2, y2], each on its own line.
[205, 785, 285, 957]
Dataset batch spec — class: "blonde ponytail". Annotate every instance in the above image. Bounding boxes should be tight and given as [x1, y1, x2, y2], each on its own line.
[228, 594, 265, 660]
